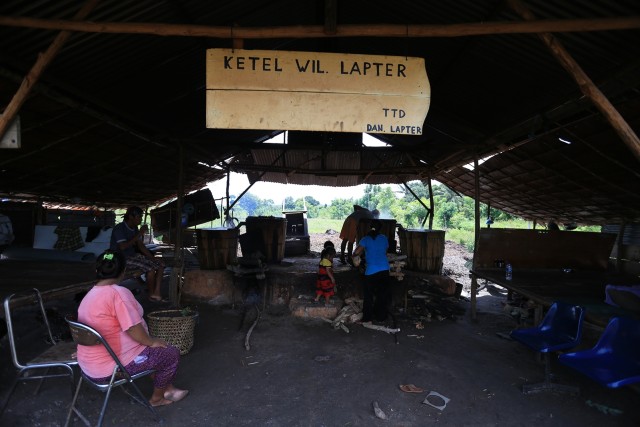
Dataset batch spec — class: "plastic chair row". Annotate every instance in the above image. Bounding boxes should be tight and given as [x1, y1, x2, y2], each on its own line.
[510, 300, 640, 394]
[559, 316, 640, 388]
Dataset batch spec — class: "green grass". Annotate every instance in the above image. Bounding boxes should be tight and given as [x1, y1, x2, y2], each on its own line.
[444, 228, 475, 252]
[307, 218, 343, 234]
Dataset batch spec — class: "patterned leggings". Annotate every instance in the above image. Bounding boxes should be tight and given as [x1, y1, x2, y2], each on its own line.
[90, 345, 180, 389]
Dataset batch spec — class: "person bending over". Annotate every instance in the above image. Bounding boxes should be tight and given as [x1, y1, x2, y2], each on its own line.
[339, 206, 379, 265]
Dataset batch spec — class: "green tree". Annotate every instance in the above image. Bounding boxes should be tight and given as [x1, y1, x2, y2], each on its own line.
[254, 199, 280, 216]
[373, 186, 396, 216]
[304, 196, 320, 207]
[234, 193, 260, 216]
[306, 204, 319, 218]
[328, 198, 354, 220]
[391, 199, 425, 228]
[435, 200, 458, 228]
[401, 181, 429, 202]
[283, 196, 296, 210]
[359, 184, 381, 210]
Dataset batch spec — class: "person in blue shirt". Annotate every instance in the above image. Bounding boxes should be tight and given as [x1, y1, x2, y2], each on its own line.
[353, 219, 390, 323]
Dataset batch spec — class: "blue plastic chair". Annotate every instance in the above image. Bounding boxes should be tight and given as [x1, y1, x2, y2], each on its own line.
[510, 301, 584, 394]
[559, 317, 640, 388]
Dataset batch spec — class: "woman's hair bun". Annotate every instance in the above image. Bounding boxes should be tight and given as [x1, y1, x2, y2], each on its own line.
[96, 250, 126, 279]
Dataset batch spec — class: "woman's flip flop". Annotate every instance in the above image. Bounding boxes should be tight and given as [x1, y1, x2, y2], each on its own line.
[399, 384, 424, 393]
[164, 389, 189, 402]
[150, 398, 173, 407]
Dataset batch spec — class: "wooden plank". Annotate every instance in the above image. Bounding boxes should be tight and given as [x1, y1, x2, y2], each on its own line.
[206, 49, 429, 134]
[610, 244, 640, 262]
[206, 91, 428, 134]
[474, 228, 617, 270]
[617, 259, 640, 277]
[207, 49, 428, 95]
[0, 115, 20, 149]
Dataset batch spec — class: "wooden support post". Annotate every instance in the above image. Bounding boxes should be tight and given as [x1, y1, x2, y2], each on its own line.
[534, 304, 543, 327]
[507, 0, 640, 162]
[169, 143, 185, 306]
[324, 0, 337, 35]
[403, 179, 431, 228]
[232, 26, 244, 50]
[617, 222, 626, 273]
[472, 157, 480, 266]
[0, 0, 99, 140]
[470, 274, 478, 321]
[427, 177, 434, 230]
[470, 157, 481, 322]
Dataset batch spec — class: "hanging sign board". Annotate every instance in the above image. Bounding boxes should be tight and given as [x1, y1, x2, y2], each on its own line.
[0, 115, 20, 149]
[206, 49, 430, 135]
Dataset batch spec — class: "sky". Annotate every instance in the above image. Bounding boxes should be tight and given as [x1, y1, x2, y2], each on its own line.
[207, 172, 370, 205]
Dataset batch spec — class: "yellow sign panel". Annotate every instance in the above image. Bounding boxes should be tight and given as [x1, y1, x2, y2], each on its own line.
[206, 49, 430, 135]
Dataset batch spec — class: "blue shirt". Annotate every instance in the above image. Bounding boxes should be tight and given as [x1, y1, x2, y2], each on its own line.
[358, 234, 389, 275]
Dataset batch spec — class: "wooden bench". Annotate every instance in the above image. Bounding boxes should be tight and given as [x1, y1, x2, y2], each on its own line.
[470, 228, 622, 327]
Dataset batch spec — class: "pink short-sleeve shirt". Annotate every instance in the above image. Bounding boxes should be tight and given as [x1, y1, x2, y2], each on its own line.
[77, 285, 147, 378]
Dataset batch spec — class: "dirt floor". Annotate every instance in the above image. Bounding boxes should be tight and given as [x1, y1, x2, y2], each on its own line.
[1, 235, 639, 426]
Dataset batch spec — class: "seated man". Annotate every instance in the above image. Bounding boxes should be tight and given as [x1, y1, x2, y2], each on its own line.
[110, 206, 165, 302]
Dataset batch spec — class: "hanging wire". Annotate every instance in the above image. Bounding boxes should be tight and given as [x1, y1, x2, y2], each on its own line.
[405, 24, 409, 60]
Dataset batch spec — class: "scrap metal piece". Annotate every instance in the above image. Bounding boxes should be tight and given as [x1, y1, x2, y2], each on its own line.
[362, 322, 400, 334]
[422, 391, 450, 411]
[372, 401, 388, 420]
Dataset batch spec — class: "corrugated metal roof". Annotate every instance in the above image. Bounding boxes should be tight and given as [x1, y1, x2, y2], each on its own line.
[0, 0, 638, 223]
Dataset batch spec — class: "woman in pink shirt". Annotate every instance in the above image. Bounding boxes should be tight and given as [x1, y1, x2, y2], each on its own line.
[77, 251, 188, 407]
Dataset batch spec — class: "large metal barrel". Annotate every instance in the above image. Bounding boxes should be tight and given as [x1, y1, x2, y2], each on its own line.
[196, 228, 239, 270]
[244, 216, 287, 263]
[398, 228, 445, 273]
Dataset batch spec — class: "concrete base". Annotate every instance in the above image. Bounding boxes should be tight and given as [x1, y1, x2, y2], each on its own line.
[182, 269, 235, 305]
[289, 297, 341, 319]
[181, 259, 451, 312]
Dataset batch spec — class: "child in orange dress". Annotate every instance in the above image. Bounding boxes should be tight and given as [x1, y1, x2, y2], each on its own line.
[314, 246, 337, 306]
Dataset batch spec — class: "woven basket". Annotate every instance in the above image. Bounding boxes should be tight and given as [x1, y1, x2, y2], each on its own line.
[147, 310, 198, 355]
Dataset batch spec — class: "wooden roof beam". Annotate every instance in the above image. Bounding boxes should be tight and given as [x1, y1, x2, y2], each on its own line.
[0, 15, 639, 39]
[0, 0, 99, 142]
[507, 0, 640, 162]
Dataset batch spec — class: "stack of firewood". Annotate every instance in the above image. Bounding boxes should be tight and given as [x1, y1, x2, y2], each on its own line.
[388, 254, 407, 281]
[322, 297, 364, 333]
[404, 278, 466, 321]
